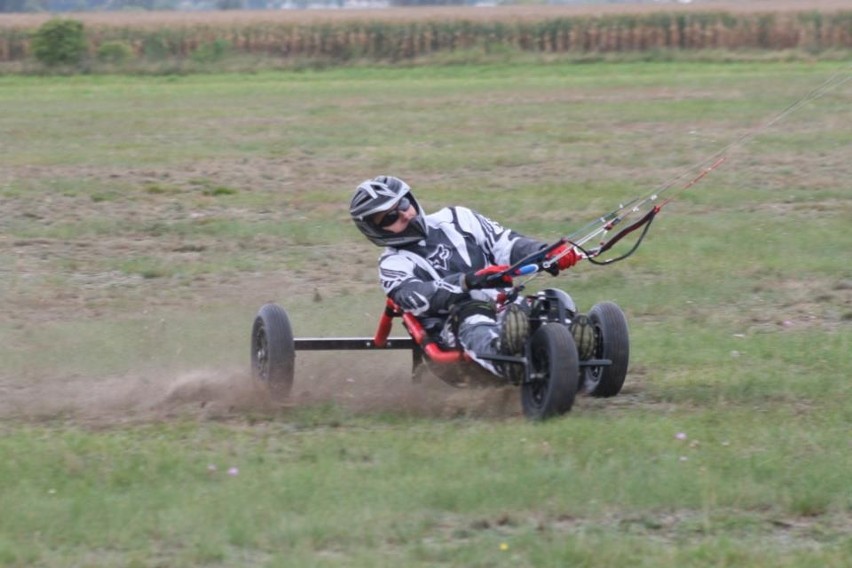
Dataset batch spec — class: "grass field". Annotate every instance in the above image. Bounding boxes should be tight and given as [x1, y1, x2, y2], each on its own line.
[0, 60, 850, 566]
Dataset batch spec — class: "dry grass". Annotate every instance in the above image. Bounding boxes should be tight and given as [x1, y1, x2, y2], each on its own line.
[1, 1, 850, 29]
[1, 3, 850, 65]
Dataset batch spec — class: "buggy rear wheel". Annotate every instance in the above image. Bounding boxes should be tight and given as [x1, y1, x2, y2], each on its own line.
[582, 302, 629, 398]
[251, 303, 295, 398]
[521, 323, 579, 420]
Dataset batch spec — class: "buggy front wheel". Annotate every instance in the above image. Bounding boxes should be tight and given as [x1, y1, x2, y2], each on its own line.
[521, 324, 579, 420]
[251, 303, 295, 398]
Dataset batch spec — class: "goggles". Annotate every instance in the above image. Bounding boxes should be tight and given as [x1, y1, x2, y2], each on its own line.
[375, 196, 411, 228]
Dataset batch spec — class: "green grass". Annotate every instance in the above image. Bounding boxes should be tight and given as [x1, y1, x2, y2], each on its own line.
[0, 60, 850, 566]
[0, 414, 849, 566]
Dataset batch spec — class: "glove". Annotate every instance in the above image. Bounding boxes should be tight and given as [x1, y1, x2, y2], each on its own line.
[544, 244, 579, 275]
[463, 265, 513, 290]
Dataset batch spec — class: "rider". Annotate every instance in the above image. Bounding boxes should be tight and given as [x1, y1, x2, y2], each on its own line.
[349, 175, 578, 377]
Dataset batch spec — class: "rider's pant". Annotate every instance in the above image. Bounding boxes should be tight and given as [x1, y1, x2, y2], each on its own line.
[440, 300, 501, 375]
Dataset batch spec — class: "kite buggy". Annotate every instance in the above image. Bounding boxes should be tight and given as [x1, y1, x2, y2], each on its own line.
[251, 238, 632, 420]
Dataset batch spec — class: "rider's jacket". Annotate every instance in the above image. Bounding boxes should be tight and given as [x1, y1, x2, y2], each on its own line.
[378, 206, 546, 317]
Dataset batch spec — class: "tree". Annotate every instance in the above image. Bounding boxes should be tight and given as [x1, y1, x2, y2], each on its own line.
[31, 19, 86, 66]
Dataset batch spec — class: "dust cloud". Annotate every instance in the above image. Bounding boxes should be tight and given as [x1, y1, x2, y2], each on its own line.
[0, 352, 523, 427]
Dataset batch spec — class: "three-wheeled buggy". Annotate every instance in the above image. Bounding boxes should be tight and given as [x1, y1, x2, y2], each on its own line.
[250, 279, 629, 420]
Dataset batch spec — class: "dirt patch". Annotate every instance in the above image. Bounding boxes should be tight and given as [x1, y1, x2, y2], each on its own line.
[433, 508, 852, 552]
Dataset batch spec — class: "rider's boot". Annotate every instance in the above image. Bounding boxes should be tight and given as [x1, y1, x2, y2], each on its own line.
[447, 300, 529, 381]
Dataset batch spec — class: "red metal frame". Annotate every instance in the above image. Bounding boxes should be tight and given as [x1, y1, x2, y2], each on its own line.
[373, 299, 468, 364]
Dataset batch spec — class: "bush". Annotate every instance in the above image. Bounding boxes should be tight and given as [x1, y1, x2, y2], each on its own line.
[142, 33, 171, 61]
[97, 41, 133, 65]
[191, 39, 230, 64]
[31, 19, 87, 67]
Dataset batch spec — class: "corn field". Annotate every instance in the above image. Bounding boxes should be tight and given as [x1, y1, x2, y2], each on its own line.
[1, 8, 850, 63]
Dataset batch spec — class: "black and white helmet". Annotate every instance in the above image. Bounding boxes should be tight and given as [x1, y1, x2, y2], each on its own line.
[350, 175, 428, 248]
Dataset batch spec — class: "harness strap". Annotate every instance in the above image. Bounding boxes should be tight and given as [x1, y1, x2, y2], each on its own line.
[583, 205, 660, 265]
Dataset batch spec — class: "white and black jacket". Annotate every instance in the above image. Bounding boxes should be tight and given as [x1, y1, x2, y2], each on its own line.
[378, 206, 547, 317]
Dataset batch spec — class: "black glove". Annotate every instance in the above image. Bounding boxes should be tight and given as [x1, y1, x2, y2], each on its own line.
[463, 265, 513, 290]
